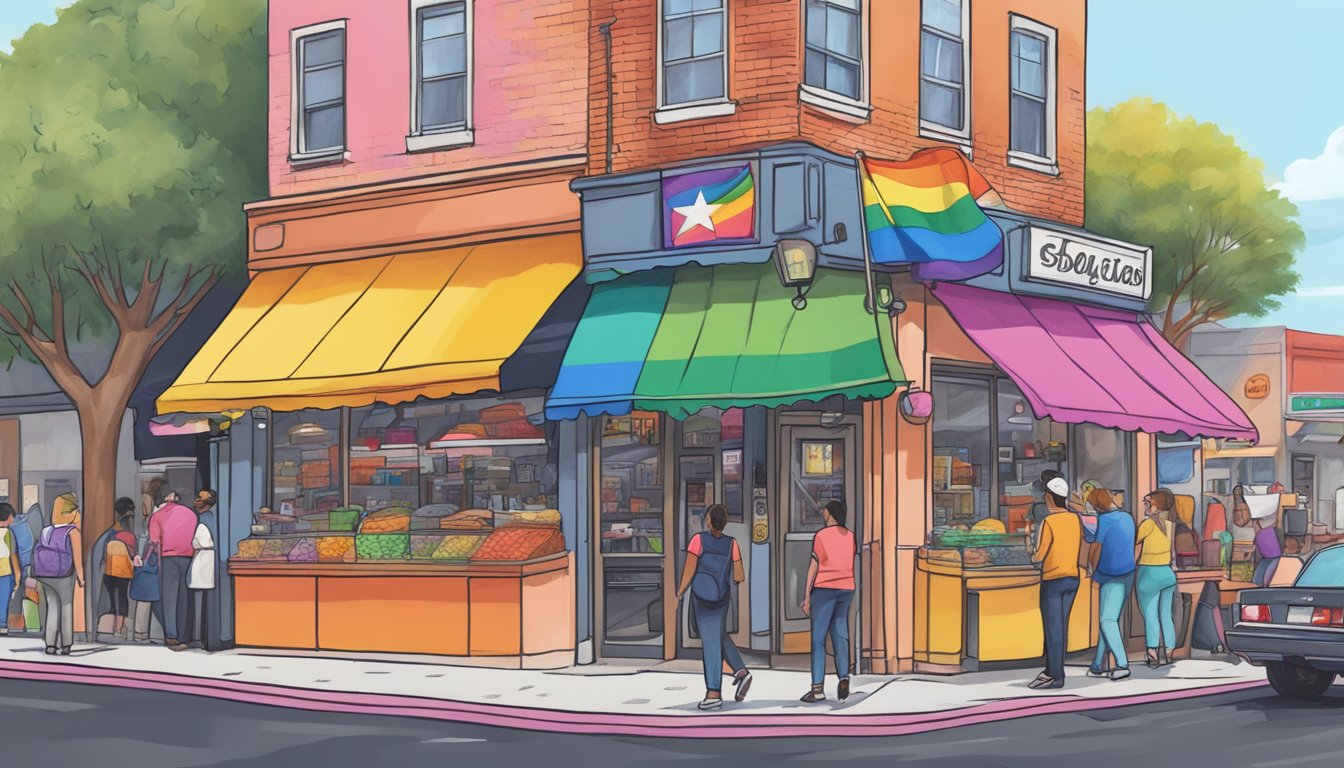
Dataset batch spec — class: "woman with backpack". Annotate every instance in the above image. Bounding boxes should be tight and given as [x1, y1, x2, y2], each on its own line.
[1136, 489, 1179, 668]
[674, 503, 751, 710]
[34, 492, 83, 655]
[800, 499, 857, 703]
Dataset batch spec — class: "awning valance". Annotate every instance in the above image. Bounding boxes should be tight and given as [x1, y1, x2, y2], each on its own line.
[545, 262, 907, 420]
[157, 235, 582, 414]
[932, 283, 1257, 441]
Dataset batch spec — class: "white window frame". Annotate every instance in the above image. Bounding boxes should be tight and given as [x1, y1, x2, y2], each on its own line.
[407, 0, 475, 152]
[289, 19, 349, 164]
[918, 0, 972, 149]
[655, 0, 737, 124]
[798, 0, 871, 123]
[1007, 13, 1058, 175]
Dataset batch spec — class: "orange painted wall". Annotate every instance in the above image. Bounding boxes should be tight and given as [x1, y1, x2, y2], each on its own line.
[589, 0, 1085, 225]
[1287, 329, 1344, 395]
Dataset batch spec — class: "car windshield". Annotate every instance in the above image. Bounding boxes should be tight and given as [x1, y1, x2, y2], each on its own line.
[1296, 546, 1344, 588]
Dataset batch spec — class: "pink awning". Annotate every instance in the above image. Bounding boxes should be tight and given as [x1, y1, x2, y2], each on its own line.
[932, 283, 1257, 441]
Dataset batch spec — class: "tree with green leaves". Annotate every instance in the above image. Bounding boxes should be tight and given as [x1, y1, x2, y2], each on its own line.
[1086, 98, 1303, 348]
[0, 0, 265, 547]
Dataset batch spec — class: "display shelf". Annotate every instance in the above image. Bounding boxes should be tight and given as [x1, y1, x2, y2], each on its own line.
[428, 437, 548, 449]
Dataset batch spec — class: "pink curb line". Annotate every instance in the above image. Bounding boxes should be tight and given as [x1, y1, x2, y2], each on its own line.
[0, 659, 1268, 739]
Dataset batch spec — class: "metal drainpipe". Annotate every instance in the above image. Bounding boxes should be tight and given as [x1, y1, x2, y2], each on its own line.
[597, 18, 617, 175]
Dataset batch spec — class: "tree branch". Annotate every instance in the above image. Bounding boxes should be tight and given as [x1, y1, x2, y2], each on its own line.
[146, 270, 218, 361]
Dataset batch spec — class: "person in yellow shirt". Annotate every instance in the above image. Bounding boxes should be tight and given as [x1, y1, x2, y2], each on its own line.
[1029, 476, 1082, 690]
[1135, 488, 1178, 668]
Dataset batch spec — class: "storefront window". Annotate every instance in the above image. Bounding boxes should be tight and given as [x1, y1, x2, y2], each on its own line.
[932, 377, 992, 525]
[1074, 423, 1130, 509]
[995, 379, 1067, 532]
[271, 409, 342, 518]
[600, 412, 665, 652]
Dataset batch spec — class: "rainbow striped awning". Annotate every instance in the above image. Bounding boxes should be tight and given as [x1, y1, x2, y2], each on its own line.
[544, 263, 906, 420]
[860, 148, 1004, 281]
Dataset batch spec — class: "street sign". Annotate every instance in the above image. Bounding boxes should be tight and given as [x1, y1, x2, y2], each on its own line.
[1289, 394, 1344, 414]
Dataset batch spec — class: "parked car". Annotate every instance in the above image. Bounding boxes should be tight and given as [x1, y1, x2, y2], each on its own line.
[1227, 544, 1344, 700]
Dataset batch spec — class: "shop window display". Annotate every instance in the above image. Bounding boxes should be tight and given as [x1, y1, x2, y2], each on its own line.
[932, 377, 993, 526]
[995, 379, 1067, 533]
[1074, 423, 1129, 508]
[270, 409, 342, 521]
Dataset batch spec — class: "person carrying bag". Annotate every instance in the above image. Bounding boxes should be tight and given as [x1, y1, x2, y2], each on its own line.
[130, 542, 161, 606]
[674, 504, 751, 710]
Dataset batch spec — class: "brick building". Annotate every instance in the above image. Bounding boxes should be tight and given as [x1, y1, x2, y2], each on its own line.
[560, 0, 1249, 680]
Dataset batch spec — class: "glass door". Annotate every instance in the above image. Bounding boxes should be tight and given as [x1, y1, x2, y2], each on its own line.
[778, 420, 858, 655]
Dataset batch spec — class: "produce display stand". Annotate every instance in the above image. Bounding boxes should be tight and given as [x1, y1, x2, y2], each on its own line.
[229, 551, 575, 668]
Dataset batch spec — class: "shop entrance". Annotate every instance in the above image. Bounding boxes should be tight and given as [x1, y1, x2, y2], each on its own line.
[776, 413, 859, 657]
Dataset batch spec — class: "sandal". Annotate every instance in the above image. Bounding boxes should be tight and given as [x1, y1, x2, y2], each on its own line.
[1145, 650, 1161, 669]
[732, 669, 752, 702]
[800, 687, 827, 703]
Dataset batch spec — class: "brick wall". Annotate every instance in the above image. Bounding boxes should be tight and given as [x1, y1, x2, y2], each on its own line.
[268, 0, 589, 198]
[589, 0, 1085, 226]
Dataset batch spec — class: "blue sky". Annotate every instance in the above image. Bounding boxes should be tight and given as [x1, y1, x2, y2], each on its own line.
[1088, 1, 1344, 333]
[3, 1, 1343, 331]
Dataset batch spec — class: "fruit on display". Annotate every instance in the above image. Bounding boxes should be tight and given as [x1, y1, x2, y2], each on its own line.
[356, 533, 410, 560]
[410, 534, 446, 559]
[316, 536, 355, 562]
[259, 538, 295, 560]
[236, 539, 265, 559]
[517, 509, 561, 526]
[288, 537, 318, 563]
[329, 506, 364, 532]
[431, 534, 483, 561]
[360, 508, 412, 533]
[471, 526, 564, 562]
[440, 509, 493, 531]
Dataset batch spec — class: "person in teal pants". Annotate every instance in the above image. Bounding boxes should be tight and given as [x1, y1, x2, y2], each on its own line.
[1084, 488, 1137, 681]
[1135, 489, 1178, 667]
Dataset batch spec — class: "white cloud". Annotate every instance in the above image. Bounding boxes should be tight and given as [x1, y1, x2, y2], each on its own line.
[1277, 126, 1344, 202]
[1297, 285, 1344, 297]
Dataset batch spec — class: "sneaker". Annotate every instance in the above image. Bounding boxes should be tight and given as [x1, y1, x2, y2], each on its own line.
[1027, 674, 1056, 690]
[800, 689, 827, 703]
[1087, 667, 1109, 678]
[57, 647, 71, 656]
[1109, 668, 1131, 681]
[697, 697, 723, 710]
[733, 669, 753, 702]
[838, 678, 851, 701]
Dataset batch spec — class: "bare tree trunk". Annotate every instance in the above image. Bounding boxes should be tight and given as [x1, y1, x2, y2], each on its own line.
[75, 381, 137, 639]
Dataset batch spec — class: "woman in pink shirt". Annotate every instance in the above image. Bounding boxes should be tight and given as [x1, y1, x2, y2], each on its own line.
[800, 500, 856, 703]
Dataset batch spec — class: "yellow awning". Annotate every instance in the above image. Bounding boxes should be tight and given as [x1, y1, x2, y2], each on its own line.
[157, 234, 581, 414]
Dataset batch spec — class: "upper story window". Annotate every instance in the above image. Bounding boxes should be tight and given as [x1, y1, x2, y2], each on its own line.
[803, 0, 863, 103]
[413, 2, 471, 136]
[291, 21, 346, 160]
[920, 0, 970, 140]
[1009, 14, 1058, 172]
[661, 0, 728, 107]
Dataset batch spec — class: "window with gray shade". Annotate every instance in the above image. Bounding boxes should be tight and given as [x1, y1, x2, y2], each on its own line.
[662, 0, 727, 106]
[297, 29, 345, 154]
[920, 0, 965, 132]
[804, 0, 862, 102]
[1010, 28, 1049, 157]
[416, 2, 469, 134]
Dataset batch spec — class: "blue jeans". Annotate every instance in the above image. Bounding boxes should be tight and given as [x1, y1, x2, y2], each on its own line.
[1253, 557, 1280, 587]
[0, 574, 12, 629]
[1093, 573, 1135, 671]
[1039, 577, 1079, 680]
[809, 588, 854, 686]
[692, 597, 745, 693]
[1136, 565, 1177, 649]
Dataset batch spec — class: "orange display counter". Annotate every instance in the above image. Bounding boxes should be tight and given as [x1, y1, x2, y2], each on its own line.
[229, 552, 575, 669]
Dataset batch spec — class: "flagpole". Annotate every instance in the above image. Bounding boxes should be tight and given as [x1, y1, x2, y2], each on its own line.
[854, 150, 879, 316]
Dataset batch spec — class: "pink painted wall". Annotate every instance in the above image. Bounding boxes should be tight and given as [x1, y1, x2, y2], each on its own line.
[267, 0, 589, 197]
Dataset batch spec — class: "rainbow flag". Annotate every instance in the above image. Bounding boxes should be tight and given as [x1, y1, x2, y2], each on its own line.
[859, 148, 1004, 281]
[663, 164, 756, 249]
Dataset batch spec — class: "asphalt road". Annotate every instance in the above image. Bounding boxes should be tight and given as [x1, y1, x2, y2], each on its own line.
[0, 676, 1340, 767]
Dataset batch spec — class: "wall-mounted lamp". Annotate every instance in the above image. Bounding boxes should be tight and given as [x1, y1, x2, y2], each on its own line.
[773, 238, 817, 310]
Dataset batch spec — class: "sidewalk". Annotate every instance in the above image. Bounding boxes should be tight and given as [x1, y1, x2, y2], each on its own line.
[0, 638, 1266, 738]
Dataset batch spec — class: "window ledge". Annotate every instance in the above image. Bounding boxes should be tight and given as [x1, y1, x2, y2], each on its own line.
[653, 101, 738, 125]
[1007, 150, 1059, 176]
[406, 129, 475, 153]
[919, 122, 973, 157]
[289, 150, 348, 169]
[799, 85, 871, 123]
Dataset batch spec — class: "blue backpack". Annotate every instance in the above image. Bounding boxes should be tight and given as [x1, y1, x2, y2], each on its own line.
[10, 514, 34, 569]
[690, 532, 734, 604]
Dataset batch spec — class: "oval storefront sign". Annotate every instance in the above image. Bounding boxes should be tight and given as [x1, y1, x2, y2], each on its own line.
[1245, 374, 1270, 400]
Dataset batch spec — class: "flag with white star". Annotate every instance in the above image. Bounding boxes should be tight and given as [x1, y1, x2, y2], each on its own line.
[662, 164, 756, 249]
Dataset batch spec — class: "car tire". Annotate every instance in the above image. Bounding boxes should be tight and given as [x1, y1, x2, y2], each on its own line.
[1266, 661, 1336, 700]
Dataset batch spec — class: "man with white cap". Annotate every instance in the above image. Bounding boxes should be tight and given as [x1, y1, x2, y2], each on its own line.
[1029, 474, 1083, 690]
